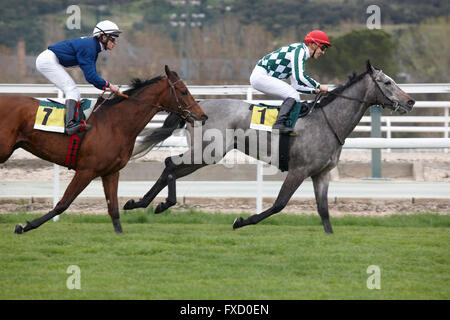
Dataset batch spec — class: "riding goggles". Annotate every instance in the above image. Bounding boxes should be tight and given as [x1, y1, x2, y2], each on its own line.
[318, 43, 329, 51]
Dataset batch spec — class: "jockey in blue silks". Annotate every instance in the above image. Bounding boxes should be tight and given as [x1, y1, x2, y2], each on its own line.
[36, 20, 122, 135]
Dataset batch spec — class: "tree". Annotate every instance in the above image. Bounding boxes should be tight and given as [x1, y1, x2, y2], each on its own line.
[396, 16, 450, 82]
[308, 29, 398, 83]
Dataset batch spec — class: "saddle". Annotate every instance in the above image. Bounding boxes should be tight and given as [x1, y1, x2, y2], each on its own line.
[33, 99, 94, 170]
[247, 95, 322, 171]
[249, 100, 314, 131]
[34, 99, 94, 133]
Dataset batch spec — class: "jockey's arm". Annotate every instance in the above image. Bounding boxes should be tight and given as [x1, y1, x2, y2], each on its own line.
[77, 49, 110, 91]
[291, 45, 321, 94]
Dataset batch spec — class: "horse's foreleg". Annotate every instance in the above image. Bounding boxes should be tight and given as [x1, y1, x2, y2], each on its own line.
[123, 155, 205, 211]
[233, 171, 305, 229]
[14, 170, 96, 234]
[102, 171, 122, 234]
[154, 172, 176, 214]
[123, 156, 176, 210]
[312, 170, 333, 234]
[152, 162, 206, 213]
[0, 134, 20, 163]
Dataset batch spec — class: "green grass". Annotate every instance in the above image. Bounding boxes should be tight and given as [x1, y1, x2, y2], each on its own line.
[0, 210, 448, 300]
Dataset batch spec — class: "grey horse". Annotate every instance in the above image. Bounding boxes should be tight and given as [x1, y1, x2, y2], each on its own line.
[125, 61, 415, 233]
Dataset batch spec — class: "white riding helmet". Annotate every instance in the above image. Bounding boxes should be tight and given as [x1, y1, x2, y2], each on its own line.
[92, 20, 122, 37]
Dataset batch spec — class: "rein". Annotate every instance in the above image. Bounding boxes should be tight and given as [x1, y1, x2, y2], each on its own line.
[326, 70, 400, 112]
[94, 78, 195, 121]
[317, 70, 400, 146]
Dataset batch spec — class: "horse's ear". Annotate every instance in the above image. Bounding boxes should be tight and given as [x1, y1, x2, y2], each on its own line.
[165, 65, 171, 76]
[366, 60, 374, 74]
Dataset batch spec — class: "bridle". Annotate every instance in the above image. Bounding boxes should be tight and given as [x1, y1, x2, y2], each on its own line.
[95, 77, 196, 121]
[166, 78, 198, 121]
[326, 69, 400, 112]
[317, 69, 402, 146]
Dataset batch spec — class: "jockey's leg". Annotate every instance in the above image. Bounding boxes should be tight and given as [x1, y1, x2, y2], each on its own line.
[36, 49, 90, 135]
[65, 99, 82, 135]
[250, 66, 300, 134]
[272, 97, 296, 133]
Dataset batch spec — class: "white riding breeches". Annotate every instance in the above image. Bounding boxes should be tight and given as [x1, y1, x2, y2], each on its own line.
[35, 49, 80, 101]
[249, 65, 301, 102]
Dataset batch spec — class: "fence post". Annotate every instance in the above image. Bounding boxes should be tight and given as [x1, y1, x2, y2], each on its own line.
[246, 87, 253, 101]
[370, 105, 383, 179]
[445, 106, 449, 153]
[53, 88, 63, 222]
[386, 117, 391, 153]
[256, 161, 263, 214]
[249, 86, 264, 213]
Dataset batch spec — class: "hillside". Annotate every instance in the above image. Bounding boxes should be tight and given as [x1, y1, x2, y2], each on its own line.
[0, 0, 449, 84]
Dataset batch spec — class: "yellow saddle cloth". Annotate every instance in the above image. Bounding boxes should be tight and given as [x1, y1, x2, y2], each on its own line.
[249, 105, 279, 131]
[33, 99, 94, 133]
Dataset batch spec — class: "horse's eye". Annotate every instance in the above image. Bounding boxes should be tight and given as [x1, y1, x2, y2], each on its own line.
[384, 81, 391, 85]
[181, 90, 188, 96]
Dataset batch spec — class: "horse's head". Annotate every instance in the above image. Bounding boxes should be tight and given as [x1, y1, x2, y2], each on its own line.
[366, 60, 415, 114]
[161, 65, 208, 124]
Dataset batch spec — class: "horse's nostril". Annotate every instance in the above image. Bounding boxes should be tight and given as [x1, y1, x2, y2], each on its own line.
[201, 114, 208, 121]
[408, 100, 415, 106]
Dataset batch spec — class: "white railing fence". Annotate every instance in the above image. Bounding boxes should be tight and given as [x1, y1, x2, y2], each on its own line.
[1, 83, 449, 215]
[1, 83, 449, 140]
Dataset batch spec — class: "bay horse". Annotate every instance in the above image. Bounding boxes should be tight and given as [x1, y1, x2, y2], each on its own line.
[123, 61, 415, 233]
[3, 66, 207, 234]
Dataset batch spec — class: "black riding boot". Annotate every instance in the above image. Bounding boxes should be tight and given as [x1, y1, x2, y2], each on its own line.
[272, 97, 297, 133]
[65, 99, 91, 135]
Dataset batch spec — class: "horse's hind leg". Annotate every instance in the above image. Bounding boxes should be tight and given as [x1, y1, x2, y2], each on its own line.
[312, 170, 333, 234]
[102, 171, 122, 234]
[233, 171, 305, 229]
[14, 170, 96, 234]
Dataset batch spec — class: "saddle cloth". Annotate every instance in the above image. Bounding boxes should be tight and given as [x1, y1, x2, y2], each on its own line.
[249, 101, 309, 132]
[249, 102, 316, 171]
[33, 99, 95, 133]
[249, 104, 279, 131]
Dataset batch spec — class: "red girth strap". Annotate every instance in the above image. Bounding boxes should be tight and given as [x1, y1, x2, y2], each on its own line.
[64, 100, 84, 169]
[65, 134, 81, 169]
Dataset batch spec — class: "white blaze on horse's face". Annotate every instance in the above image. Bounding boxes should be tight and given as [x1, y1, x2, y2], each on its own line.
[374, 70, 415, 113]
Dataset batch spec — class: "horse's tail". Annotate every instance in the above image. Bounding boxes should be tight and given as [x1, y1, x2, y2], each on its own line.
[131, 113, 185, 159]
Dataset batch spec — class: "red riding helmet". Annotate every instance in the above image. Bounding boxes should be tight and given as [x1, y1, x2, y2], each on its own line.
[305, 30, 332, 47]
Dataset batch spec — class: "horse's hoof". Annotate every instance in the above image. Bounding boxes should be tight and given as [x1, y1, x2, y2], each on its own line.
[155, 200, 176, 214]
[232, 217, 244, 229]
[323, 220, 334, 234]
[14, 224, 24, 234]
[154, 202, 166, 214]
[113, 219, 123, 234]
[123, 199, 136, 210]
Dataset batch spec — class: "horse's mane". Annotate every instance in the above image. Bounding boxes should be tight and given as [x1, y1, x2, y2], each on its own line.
[98, 75, 165, 106]
[318, 70, 369, 107]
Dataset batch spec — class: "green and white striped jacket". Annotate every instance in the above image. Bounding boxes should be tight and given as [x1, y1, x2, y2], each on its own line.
[257, 42, 320, 94]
